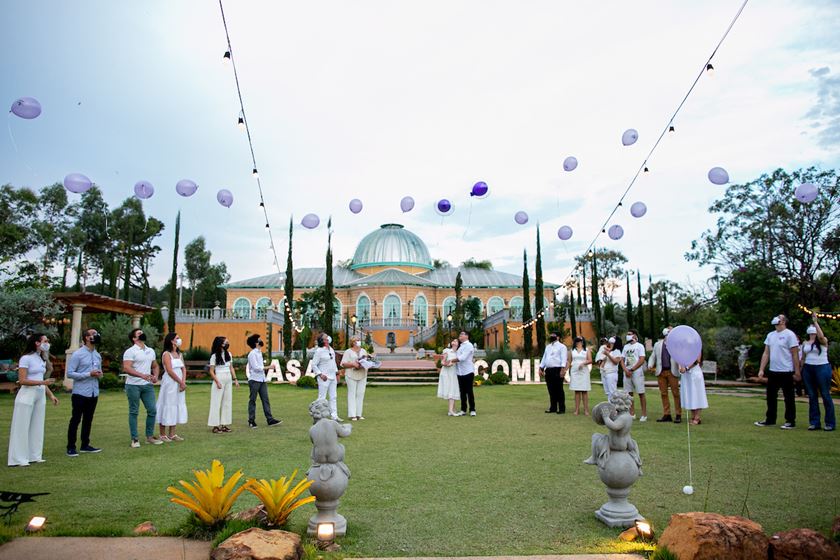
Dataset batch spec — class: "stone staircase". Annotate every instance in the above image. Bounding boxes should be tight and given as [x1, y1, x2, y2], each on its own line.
[366, 358, 439, 386]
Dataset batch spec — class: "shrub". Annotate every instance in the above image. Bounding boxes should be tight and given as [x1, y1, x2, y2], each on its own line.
[184, 346, 211, 361]
[245, 470, 315, 526]
[99, 372, 123, 390]
[485, 347, 518, 364]
[167, 459, 248, 528]
[91, 315, 161, 363]
[296, 375, 317, 389]
[487, 371, 510, 385]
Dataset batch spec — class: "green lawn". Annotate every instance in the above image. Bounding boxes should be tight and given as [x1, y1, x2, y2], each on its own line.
[0, 383, 838, 555]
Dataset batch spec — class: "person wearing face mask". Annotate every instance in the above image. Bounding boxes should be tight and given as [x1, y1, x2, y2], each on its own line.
[65, 329, 104, 457]
[156, 332, 188, 442]
[313, 333, 341, 420]
[122, 328, 163, 448]
[539, 332, 568, 414]
[755, 314, 801, 429]
[621, 329, 648, 422]
[801, 314, 834, 431]
[246, 333, 281, 428]
[340, 335, 368, 421]
[648, 327, 681, 423]
[208, 336, 239, 433]
[8, 333, 59, 467]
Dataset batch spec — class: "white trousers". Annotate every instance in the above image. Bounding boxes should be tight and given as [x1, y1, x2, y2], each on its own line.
[317, 376, 338, 418]
[208, 371, 233, 426]
[346, 376, 367, 418]
[602, 372, 618, 400]
[8, 385, 46, 466]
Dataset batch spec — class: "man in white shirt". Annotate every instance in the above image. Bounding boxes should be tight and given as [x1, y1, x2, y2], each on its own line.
[122, 328, 163, 448]
[755, 314, 801, 429]
[312, 333, 341, 420]
[621, 329, 648, 421]
[539, 332, 568, 414]
[648, 327, 681, 423]
[449, 331, 476, 416]
[246, 334, 281, 428]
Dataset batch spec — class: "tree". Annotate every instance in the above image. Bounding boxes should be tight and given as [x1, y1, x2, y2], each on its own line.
[31, 184, 75, 286]
[283, 218, 294, 358]
[592, 250, 602, 340]
[648, 274, 656, 340]
[0, 287, 64, 352]
[194, 263, 230, 308]
[567, 292, 577, 339]
[453, 272, 464, 331]
[433, 259, 450, 269]
[636, 270, 645, 339]
[184, 237, 211, 308]
[534, 227, 546, 355]
[167, 211, 180, 333]
[716, 263, 786, 333]
[575, 248, 628, 303]
[73, 187, 110, 292]
[461, 258, 493, 270]
[581, 265, 588, 309]
[323, 218, 335, 337]
[625, 272, 634, 329]
[0, 185, 38, 269]
[109, 197, 163, 302]
[522, 250, 533, 356]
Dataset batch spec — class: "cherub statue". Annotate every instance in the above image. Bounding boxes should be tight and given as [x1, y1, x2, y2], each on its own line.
[583, 391, 642, 474]
[307, 399, 352, 536]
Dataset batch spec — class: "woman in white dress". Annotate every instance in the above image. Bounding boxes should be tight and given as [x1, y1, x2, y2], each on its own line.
[679, 352, 708, 425]
[600, 337, 623, 400]
[438, 339, 460, 416]
[208, 336, 239, 433]
[341, 335, 369, 421]
[569, 337, 593, 415]
[8, 333, 59, 467]
[157, 332, 188, 441]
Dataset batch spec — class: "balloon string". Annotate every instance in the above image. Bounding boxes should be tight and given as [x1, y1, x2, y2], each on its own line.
[462, 200, 473, 240]
[686, 414, 693, 486]
[6, 118, 36, 175]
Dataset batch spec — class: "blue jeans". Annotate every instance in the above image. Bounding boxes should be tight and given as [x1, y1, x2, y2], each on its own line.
[802, 363, 836, 429]
[126, 384, 157, 439]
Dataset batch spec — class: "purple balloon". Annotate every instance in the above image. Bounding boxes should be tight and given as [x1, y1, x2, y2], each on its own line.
[133, 181, 154, 199]
[666, 325, 703, 367]
[608, 224, 624, 240]
[470, 181, 489, 198]
[435, 199, 453, 216]
[794, 182, 818, 203]
[708, 167, 729, 185]
[557, 225, 573, 240]
[63, 173, 92, 194]
[301, 213, 320, 229]
[175, 179, 198, 197]
[514, 211, 528, 225]
[630, 201, 647, 218]
[216, 189, 234, 208]
[621, 128, 638, 146]
[563, 156, 578, 172]
[348, 198, 363, 214]
[10, 97, 41, 119]
[400, 196, 415, 213]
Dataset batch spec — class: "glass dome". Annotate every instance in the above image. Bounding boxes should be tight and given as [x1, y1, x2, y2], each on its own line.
[351, 224, 433, 271]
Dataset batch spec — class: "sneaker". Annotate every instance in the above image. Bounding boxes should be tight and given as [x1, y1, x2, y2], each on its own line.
[248, 421, 257, 429]
[332, 416, 344, 422]
[267, 419, 282, 427]
[639, 416, 648, 422]
[824, 426, 835, 432]
[453, 411, 465, 417]
[808, 425, 820, 431]
[656, 415, 673, 423]
[80, 445, 102, 453]
[169, 434, 184, 442]
[674, 416, 682, 424]
[754, 421, 774, 427]
[66, 448, 79, 457]
[146, 436, 163, 445]
[470, 411, 477, 417]
[131, 439, 141, 448]
[447, 412, 457, 416]
[358, 416, 365, 420]
[780, 422, 795, 430]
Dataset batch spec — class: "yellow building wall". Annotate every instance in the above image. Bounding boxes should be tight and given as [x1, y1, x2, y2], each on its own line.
[170, 321, 266, 357]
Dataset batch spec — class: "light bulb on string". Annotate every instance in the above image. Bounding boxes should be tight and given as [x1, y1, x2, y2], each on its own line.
[223, 50, 231, 62]
[705, 63, 714, 75]
[644, 167, 650, 173]
[669, 125, 675, 133]
[252, 168, 259, 178]
[237, 115, 245, 129]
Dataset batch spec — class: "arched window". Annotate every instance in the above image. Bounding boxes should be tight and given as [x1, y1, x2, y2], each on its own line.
[487, 296, 505, 316]
[255, 297, 272, 320]
[509, 296, 524, 320]
[356, 295, 370, 326]
[232, 297, 252, 319]
[414, 295, 428, 328]
[383, 294, 401, 327]
[442, 296, 456, 318]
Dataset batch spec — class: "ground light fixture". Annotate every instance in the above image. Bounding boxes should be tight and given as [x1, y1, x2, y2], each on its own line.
[315, 521, 338, 551]
[26, 516, 46, 533]
[634, 519, 655, 541]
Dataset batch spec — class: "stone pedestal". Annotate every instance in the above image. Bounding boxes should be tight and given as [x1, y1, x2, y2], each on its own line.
[594, 451, 643, 528]
[306, 465, 349, 536]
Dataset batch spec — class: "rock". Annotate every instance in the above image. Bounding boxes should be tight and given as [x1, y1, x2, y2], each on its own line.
[232, 505, 267, 523]
[657, 512, 768, 560]
[132, 521, 157, 535]
[769, 528, 840, 560]
[211, 527, 302, 560]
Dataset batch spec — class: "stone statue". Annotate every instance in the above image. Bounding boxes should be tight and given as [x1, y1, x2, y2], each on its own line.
[306, 399, 352, 536]
[584, 391, 644, 528]
[735, 344, 750, 382]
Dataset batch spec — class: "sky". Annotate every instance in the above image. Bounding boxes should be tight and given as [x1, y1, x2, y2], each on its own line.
[2, 0, 839, 303]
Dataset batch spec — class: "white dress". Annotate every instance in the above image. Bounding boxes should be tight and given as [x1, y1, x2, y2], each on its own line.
[680, 364, 708, 410]
[437, 349, 460, 400]
[157, 352, 188, 426]
[569, 348, 592, 391]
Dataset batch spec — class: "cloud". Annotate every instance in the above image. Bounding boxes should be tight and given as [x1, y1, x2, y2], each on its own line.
[805, 66, 840, 148]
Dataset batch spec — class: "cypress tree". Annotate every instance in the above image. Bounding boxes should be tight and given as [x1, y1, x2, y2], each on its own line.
[636, 270, 645, 338]
[591, 249, 602, 340]
[454, 271, 463, 331]
[166, 211, 180, 334]
[576, 280, 582, 309]
[522, 250, 533, 357]
[625, 271, 633, 329]
[568, 292, 577, 339]
[581, 265, 588, 309]
[283, 217, 294, 358]
[648, 274, 655, 340]
[323, 217, 334, 337]
[663, 291, 670, 326]
[534, 226, 546, 355]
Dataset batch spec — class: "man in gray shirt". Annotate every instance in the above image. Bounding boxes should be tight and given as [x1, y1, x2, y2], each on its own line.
[66, 328, 104, 456]
[450, 331, 477, 416]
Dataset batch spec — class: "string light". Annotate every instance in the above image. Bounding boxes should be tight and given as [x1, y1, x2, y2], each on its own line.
[223, 50, 231, 62]
[237, 115, 245, 129]
[705, 63, 714, 74]
[252, 167, 259, 178]
[798, 303, 840, 320]
[669, 125, 675, 133]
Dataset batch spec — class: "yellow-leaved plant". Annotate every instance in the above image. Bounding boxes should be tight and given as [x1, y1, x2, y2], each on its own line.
[167, 459, 247, 526]
[245, 469, 315, 526]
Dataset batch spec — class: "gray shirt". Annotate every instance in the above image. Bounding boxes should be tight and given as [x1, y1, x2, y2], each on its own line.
[66, 345, 101, 397]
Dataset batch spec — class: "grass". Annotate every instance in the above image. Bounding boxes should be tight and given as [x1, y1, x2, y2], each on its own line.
[0, 382, 838, 556]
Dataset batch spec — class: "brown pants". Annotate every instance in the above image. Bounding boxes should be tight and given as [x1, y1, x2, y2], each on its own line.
[658, 369, 681, 416]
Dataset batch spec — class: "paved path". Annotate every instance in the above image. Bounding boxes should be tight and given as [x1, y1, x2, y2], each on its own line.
[358, 556, 644, 560]
[0, 537, 211, 560]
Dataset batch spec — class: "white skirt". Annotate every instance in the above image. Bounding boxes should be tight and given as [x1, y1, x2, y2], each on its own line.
[569, 364, 592, 391]
[157, 375, 188, 426]
[437, 365, 460, 400]
[680, 365, 708, 410]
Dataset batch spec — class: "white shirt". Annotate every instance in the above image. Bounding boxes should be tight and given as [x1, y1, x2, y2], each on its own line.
[18, 353, 46, 381]
[312, 346, 338, 379]
[123, 344, 156, 386]
[247, 348, 266, 382]
[340, 346, 368, 381]
[540, 341, 568, 369]
[600, 349, 621, 375]
[764, 329, 799, 372]
[801, 341, 829, 366]
[209, 353, 231, 376]
[455, 340, 475, 376]
[622, 342, 646, 371]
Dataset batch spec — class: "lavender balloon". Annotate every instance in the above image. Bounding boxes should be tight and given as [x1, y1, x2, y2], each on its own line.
[10, 97, 42, 119]
[666, 325, 703, 367]
[557, 225, 573, 240]
[563, 156, 578, 172]
[63, 173, 92, 194]
[176, 179, 198, 197]
[708, 167, 729, 185]
[794, 183, 818, 203]
[621, 129, 638, 146]
[216, 189, 234, 208]
[400, 196, 415, 213]
[514, 211, 528, 225]
[133, 181, 155, 200]
[608, 224, 624, 240]
[349, 198, 363, 214]
[301, 213, 320, 229]
[630, 201, 647, 218]
[470, 181, 489, 198]
[435, 199, 454, 216]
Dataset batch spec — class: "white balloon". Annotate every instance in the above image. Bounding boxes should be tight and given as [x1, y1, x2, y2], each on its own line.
[682, 485, 694, 495]
[608, 224, 624, 240]
[708, 167, 729, 185]
[622, 129, 639, 146]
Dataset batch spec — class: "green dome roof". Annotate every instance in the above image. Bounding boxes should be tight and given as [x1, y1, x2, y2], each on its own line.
[351, 224, 433, 271]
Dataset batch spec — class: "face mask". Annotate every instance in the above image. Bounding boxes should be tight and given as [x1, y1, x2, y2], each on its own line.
[327, 335, 332, 344]
[223, 342, 230, 349]
[40, 342, 50, 353]
[258, 340, 264, 347]
[92, 333, 101, 345]
[175, 338, 182, 347]
[138, 333, 147, 342]
[771, 317, 780, 326]
[626, 335, 634, 342]
[353, 340, 360, 347]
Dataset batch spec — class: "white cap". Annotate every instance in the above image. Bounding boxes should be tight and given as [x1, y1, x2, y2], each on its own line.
[662, 328, 670, 336]
[771, 317, 780, 325]
[806, 325, 817, 334]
